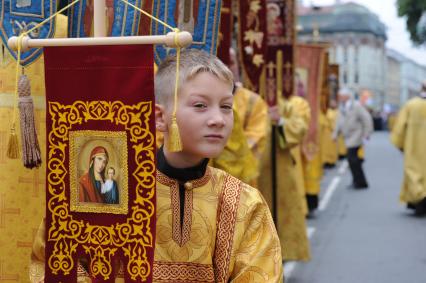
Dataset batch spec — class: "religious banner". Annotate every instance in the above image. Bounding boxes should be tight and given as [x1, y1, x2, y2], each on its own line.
[44, 45, 156, 282]
[216, 0, 232, 65]
[68, 0, 148, 37]
[0, 0, 56, 66]
[264, 0, 295, 106]
[296, 43, 327, 160]
[236, 0, 267, 94]
[151, 0, 222, 64]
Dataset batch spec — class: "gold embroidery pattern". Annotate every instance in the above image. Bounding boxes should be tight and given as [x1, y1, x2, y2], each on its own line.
[170, 181, 181, 245]
[181, 188, 193, 246]
[156, 169, 211, 246]
[153, 261, 215, 282]
[47, 100, 155, 281]
[213, 174, 242, 283]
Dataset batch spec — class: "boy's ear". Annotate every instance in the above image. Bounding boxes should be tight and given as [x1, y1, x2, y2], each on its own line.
[155, 104, 167, 132]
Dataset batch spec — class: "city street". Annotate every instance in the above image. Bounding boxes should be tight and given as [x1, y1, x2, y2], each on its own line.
[285, 131, 426, 283]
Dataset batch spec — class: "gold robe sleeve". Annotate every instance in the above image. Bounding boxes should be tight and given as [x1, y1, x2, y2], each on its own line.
[234, 87, 270, 159]
[390, 105, 408, 150]
[279, 96, 310, 148]
[229, 185, 283, 283]
[29, 219, 46, 283]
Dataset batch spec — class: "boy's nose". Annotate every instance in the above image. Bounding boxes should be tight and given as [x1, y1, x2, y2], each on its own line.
[207, 112, 226, 128]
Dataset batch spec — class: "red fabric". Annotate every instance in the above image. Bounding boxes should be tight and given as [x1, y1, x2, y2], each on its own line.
[44, 45, 155, 282]
[237, 0, 268, 94]
[265, 0, 295, 106]
[296, 43, 327, 160]
[217, 0, 232, 65]
[79, 172, 104, 203]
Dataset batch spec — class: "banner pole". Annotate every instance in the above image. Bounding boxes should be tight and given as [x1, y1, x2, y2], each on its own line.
[8, 32, 193, 50]
[94, 0, 107, 37]
[271, 125, 277, 224]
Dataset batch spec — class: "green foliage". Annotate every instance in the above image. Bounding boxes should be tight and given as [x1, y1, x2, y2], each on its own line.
[397, 0, 426, 44]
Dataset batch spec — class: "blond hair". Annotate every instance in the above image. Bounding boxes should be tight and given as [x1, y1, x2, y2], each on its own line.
[155, 49, 234, 106]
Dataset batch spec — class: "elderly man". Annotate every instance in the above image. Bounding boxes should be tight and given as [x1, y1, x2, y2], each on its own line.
[333, 88, 373, 189]
[391, 82, 426, 215]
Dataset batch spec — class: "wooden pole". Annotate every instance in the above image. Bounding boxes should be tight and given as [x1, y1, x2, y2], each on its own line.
[271, 125, 278, 224]
[8, 32, 193, 51]
[94, 0, 107, 37]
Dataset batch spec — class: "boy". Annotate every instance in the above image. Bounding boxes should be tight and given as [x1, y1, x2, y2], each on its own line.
[102, 167, 119, 204]
[30, 49, 282, 282]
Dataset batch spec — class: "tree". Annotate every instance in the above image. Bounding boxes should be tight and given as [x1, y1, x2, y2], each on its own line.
[397, 0, 426, 45]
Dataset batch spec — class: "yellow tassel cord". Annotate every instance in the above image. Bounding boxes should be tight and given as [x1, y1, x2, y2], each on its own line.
[166, 31, 183, 152]
[6, 35, 23, 159]
[6, 126, 19, 159]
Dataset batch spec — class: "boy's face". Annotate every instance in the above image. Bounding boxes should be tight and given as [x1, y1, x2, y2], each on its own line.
[107, 169, 114, 179]
[157, 72, 234, 163]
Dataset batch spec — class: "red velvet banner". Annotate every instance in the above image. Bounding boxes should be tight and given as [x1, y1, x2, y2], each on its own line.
[265, 0, 295, 106]
[217, 0, 232, 65]
[237, 0, 268, 94]
[44, 45, 156, 282]
[296, 43, 327, 160]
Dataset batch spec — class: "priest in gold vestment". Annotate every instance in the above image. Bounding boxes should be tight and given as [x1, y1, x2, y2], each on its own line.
[323, 104, 339, 167]
[391, 87, 426, 216]
[258, 95, 311, 261]
[233, 86, 269, 162]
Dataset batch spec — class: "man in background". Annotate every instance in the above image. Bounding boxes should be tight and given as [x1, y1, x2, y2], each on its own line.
[333, 88, 373, 189]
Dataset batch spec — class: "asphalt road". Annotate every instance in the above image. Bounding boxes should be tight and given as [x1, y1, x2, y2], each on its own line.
[285, 131, 426, 283]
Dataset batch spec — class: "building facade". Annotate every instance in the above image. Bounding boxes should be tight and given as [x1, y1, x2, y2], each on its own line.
[386, 49, 426, 109]
[298, 2, 387, 109]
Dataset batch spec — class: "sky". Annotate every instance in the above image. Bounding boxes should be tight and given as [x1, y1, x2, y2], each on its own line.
[301, 0, 426, 66]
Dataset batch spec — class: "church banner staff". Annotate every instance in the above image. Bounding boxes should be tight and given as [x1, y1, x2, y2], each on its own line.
[68, 0, 146, 37]
[296, 42, 328, 213]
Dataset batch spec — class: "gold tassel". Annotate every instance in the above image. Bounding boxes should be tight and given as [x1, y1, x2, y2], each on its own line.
[6, 127, 19, 159]
[18, 74, 42, 168]
[166, 116, 182, 152]
[166, 36, 183, 152]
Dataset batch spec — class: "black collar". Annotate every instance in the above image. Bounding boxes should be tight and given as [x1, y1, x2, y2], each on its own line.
[156, 147, 209, 183]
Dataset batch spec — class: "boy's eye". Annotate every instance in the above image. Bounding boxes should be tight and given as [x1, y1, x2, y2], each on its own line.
[221, 104, 233, 111]
[194, 103, 207, 109]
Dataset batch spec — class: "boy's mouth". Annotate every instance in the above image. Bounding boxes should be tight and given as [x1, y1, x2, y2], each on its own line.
[204, 134, 224, 140]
